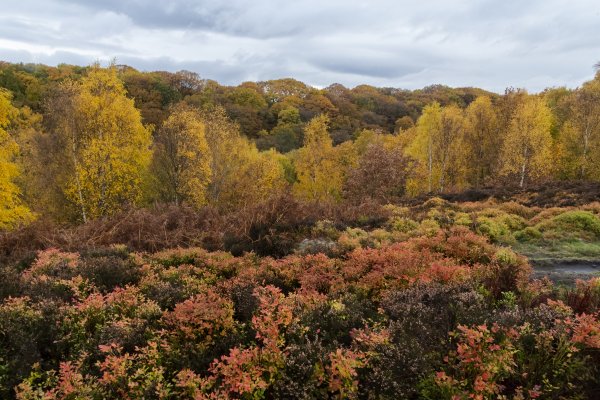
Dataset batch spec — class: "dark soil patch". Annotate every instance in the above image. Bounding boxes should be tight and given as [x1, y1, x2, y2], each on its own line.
[407, 181, 600, 207]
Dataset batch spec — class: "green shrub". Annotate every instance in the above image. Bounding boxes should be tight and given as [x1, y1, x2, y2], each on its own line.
[453, 212, 472, 227]
[498, 201, 538, 219]
[337, 228, 369, 251]
[368, 228, 394, 248]
[151, 248, 203, 267]
[0, 297, 46, 398]
[483, 248, 531, 297]
[474, 209, 525, 244]
[388, 217, 418, 233]
[475, 216, 511, 243]
[529, 207, 569, 225]
[514, 226, 542, 242]
[381, 204, 410, 217]
[79, 255, 141, 293]
[422, 197, 450, 210]
[311, 220, 341, 240]
[418, 219, 441, 237]
[536, 210, 600, 241]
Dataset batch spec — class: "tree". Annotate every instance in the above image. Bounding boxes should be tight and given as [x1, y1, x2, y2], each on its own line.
[45, 66, 152, 221]
[200, 105, 285, 210]
[0, 89, 33, 229]
[496, 88, 527, 139]
[120, 70, 169, 128]
[298, 93, 337, 121]
[259, 78, 313, 104]
[437, 105, 466, 191]
[224, 85, 268, 137]
[407, 102, 441, 193]
[499, 96, 554, 187]
[407, 103, 465, 193]
[151, 105, 212, 207]
[293, 115, 345, 202]
[73, 67, 152, 219]
[256, 107, 303, 153]
[559, 77, 600, 180]
[227, 86, 268, 110]
[344, 140, 413, 204]
[464, 96, 499, 187]
[9, 104, 45, 209]
[395, 115, 414, 132]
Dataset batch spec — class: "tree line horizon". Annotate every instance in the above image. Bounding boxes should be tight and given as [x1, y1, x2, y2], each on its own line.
[1, 61, 600, 228]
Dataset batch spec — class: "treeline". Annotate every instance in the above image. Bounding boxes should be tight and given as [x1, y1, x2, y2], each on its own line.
[0, 61, 491, 144]
[1, 61, 600, 228]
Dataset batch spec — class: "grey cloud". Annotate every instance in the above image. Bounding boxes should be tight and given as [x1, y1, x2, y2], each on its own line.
[0, 0, 599, 92]
[0, 16, 129, 54]
[52, 0, 308, 38]
[0, 48, 100, 68]
[55, 0, 217, 29]
[307, 53, 425, 79]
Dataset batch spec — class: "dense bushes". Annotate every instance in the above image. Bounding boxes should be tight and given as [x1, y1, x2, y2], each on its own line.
[1, 195, 600, 398]
[3, 191, 600, 268]
[422, 309, 600, 399]
[0, 225, 599, 399]
[535, 210, 600, 241]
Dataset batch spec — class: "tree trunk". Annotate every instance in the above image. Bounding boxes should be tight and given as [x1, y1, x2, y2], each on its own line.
[519, 162, 526, 188]
[439, 156, 447, 193]
[427, 137, 432, 193]
[581, 121, 590, 179]
[70, 119, 87, 223]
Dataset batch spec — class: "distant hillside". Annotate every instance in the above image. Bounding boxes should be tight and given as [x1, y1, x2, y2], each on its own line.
[0, 61, 494, 148]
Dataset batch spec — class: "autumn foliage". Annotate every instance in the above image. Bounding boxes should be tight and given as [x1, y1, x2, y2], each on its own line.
[0, 223, 597, 399]
[2, 63, 600, 228]
[1, 63, 600, 399]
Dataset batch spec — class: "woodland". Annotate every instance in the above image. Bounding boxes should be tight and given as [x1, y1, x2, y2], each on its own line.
[0, 61, 599, 399]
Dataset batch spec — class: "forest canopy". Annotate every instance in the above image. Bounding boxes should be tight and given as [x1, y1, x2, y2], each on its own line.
[0, 60, 600, 226]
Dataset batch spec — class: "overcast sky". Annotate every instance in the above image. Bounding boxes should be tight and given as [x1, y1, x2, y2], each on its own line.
[1, 0, 599, 92]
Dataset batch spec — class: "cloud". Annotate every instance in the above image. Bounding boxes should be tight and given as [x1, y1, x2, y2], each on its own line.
[0, 0, 599, 92]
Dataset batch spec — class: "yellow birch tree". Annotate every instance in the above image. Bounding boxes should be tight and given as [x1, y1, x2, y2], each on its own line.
[499, 96, 554, 187]
[199, 105, 285, 210]
[152, 105, 212, 207]
[65, 66, 152, 220]
[0, 89, 34, 229]
[464, 96, 499, 187]
[559, 76, 600, 180]
[407, 103, 465, 193]
[293, 115, 345, 202]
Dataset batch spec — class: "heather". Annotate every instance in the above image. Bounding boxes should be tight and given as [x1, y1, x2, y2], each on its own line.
[1, 218, 599, 399]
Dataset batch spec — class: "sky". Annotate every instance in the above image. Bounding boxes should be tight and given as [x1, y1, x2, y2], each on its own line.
[1, 0, 599, 93]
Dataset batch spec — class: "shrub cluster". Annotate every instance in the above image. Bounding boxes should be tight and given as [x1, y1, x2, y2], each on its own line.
[0, 227, 598, 399]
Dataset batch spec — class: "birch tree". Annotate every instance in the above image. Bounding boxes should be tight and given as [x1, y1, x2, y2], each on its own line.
[0, 89, 33, 229]
[499, 96, 553, 187]
[152, 105, 212, 207]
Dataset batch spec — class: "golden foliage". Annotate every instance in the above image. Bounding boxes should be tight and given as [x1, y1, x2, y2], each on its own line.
[152, 105, 212, 207]
[407, 103, 466, 193]
[0, 89, 34, 229]
[201, 106, 285, 210]
[499, 96, 554, 187]
[464, 96, 499, 186]
[63, 66, 152, 220]
[293, 115, 349, 202]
